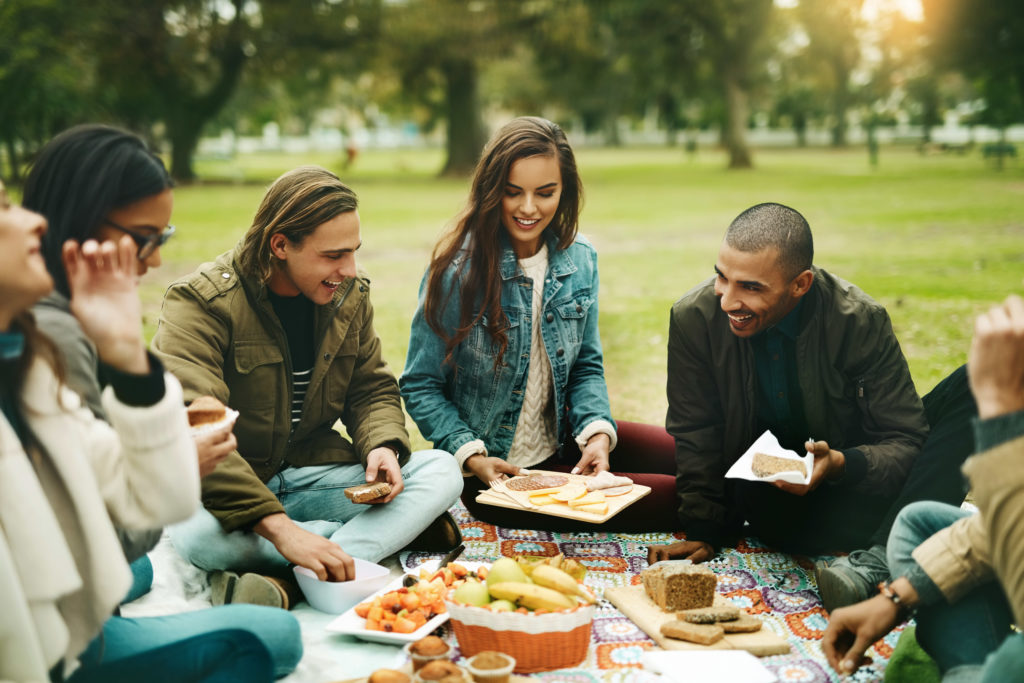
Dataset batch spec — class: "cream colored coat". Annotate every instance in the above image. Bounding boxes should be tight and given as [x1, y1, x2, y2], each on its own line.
[0, 359, 199, 682]
[913, 434, 1024, 626]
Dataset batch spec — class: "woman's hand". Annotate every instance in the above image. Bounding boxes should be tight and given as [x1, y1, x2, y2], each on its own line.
[572, 432, 611, 475]
[466, 454, 520, 485]
[63, 236, 148, 375]
[194, 423, 237, 478]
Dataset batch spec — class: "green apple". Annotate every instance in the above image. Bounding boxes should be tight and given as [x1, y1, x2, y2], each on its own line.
[452, 578, 491, 607]
[486, 557, 530, 590]
[488, 599, 516, 612]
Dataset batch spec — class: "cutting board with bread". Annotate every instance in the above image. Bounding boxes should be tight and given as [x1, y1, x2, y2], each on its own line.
[605, 562, 790, 656]
[475, 470, 651, 523]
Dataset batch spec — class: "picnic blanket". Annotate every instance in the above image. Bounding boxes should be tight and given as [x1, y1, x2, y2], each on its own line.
[126, 501, 904, 682]
[397, 502, 902, 683]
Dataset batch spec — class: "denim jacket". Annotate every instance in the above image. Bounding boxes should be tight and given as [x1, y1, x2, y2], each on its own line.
[400, 232, 615, 462]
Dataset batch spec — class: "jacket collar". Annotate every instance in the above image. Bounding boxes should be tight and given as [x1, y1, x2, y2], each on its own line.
[498, 231, 577, 281]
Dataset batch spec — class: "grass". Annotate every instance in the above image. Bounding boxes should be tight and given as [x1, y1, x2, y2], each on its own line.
[142, 145, 1023, 448]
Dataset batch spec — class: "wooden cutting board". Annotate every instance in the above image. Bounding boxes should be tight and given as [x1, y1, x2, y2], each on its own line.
[604, 585, 791, 656]
[475, 470, 651, 523]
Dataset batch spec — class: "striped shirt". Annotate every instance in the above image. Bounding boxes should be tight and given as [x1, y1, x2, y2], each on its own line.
[268, 290, 316, 432]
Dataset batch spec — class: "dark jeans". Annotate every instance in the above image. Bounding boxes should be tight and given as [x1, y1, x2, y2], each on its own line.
[461, 420, 679, 532]
[735, 364, 977, 554]
[68, 629, 273, 683]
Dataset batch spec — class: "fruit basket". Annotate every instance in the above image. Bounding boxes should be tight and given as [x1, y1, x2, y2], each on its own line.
[445, 600, 595, 673]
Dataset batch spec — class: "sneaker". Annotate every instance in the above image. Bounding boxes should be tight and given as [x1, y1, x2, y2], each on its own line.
[405, 510, 462, 553]
[815, 544, 889, 612]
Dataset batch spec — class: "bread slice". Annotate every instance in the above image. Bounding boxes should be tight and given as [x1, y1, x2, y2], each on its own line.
[344, 482, 392, 503]
[661, 619, 724, 645]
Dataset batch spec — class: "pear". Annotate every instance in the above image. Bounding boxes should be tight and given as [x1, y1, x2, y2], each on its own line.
[486, 557, 530, 590]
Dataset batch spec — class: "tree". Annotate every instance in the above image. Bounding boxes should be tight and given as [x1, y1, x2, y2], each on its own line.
[685, 0, 775, 168]
[380, 0, 537, 177]
[796, 0, 865, 147]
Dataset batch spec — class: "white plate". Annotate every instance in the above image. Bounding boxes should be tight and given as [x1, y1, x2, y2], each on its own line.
[324, 560, 487, 645]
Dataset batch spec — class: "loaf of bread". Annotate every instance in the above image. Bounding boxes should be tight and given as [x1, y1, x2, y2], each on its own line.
[641, 563, 717, 611]
[344, 482, 392, 503]
[187, 396, 227, 427]
[751, 452, 806, 478]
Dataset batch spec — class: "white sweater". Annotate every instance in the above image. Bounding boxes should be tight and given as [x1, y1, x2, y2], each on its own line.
[0, 359, 199, 682]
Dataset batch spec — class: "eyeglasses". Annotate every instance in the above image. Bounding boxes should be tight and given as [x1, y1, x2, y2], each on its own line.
[103, 219, 175, 261]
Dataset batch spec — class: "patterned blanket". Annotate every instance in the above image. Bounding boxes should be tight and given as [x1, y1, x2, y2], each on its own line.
[402, 502, 903, 682]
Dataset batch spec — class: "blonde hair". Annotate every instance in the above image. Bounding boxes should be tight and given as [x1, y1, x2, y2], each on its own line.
[238, 166, 358, 283]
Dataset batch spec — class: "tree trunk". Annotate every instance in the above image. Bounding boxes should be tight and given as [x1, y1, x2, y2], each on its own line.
[722, 72, 753, 169]
[831, 77, 850, 147]
[440, 58, 485, 178]
[167, 112, 203, 183]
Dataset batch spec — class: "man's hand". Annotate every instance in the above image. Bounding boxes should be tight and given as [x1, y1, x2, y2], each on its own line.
[647, 540, 715, 564]
[821, 594, 899, 675]
[254, 512, 356, 581]
[64, 236, 148, 375]
[193, 423, 237, 478]
[364, 447, 404, 503]
[969, 294, 1024, 420]
[774, 440, 845, 496]
[466, 454, 520, 485]
[572, 433, 611, 475]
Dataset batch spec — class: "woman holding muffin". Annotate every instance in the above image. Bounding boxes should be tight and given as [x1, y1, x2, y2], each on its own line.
[400, 116, 678, 531]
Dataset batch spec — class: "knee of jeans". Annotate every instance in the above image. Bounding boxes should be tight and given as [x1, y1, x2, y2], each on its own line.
[410, 449, 463, 499]
[168, 512, 223, 570]
[227, 606, 303, 674]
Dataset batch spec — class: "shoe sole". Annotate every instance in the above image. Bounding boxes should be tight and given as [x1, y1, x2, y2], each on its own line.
[209, 570, 238, 606]
[232, 573, 285, 609]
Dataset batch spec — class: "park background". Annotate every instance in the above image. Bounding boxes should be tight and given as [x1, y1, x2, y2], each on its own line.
[3, 0, 1023, 447]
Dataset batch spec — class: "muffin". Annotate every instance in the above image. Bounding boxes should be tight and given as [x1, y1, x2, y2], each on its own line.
[405, 635, 452, 671]
[415, 659, 466, 682]
[367, 670, 412, 683]
[464, 651, 515, 683]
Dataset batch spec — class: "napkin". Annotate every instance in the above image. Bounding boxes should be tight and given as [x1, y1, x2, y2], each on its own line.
[724, 430, 813, 486]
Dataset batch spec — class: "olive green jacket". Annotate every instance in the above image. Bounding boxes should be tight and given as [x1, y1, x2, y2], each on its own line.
[152, 244, 411, 532]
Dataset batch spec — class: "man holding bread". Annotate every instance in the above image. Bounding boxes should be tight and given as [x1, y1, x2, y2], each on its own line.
[153, 166, 463, 607]
[649, 202, 976, 614]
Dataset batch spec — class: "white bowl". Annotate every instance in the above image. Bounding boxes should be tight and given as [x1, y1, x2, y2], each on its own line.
[293, 558, 391, 614]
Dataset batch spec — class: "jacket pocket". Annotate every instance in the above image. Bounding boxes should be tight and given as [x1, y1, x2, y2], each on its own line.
[231, 342, 284, 409]
[454, 312, 521, 422]
[554, 295, 594, 345]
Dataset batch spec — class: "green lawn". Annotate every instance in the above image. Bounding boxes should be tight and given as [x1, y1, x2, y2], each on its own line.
[145, 145, 1023, 448]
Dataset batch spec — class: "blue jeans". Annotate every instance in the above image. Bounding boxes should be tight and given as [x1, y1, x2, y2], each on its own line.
[887, 501, 1015, 675]
[69, 629, 273, 683]
[169, 449, 462, 572]
[79, 605, 301, 678]
[123, 556, 154, 604]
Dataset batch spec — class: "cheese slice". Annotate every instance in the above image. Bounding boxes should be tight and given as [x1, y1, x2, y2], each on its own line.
[567, 491, 607, 508]
[528, 494, 560, 506]
[551, 485, 587, 502]
[576, 502, 609, 515]
[518, 485, 566, 497]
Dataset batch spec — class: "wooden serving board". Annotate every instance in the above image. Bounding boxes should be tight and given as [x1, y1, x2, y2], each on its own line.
[475, 470, 651, 524]
[604, 585, 790, 657]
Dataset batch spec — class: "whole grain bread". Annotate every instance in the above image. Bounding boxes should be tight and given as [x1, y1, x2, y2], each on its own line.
[721, 612, 763, 633]
[677, 603, 740, 624]
[344, 482, 392, 503]
[751, 452, 807, 478]
[641, 563, 717, 611]
[660, 619, 724, 645]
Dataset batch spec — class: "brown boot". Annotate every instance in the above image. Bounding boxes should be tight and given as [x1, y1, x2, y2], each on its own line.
[231, 573, 304, 610]
[405, 510, 462, 553]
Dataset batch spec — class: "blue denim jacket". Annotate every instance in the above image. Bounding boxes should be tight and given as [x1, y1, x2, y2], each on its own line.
[400, 232, 615, 460]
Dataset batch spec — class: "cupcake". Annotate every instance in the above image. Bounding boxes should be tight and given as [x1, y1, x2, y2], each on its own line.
[405, 635, 452, 672]
[415, 659, 467, 682]
[464, 651, 515, 683]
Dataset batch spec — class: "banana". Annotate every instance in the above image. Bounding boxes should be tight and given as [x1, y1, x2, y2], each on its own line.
[488, 581, 576, 611]
[532, 564, 596, 604]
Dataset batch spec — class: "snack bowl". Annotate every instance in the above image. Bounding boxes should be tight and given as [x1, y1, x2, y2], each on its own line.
[293, 558, 390, 614]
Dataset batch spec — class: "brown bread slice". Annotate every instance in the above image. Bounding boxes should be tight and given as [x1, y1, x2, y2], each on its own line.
[660, 619, 725, 645]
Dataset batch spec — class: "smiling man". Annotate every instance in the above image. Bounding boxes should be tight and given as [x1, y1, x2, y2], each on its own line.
[152, 166, 462, 608]
[650, 203, 976, 611]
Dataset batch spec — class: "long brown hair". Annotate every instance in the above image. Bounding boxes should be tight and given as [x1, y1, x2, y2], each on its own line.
[424, 117, 582, 368]
[238, 166, 359, 283]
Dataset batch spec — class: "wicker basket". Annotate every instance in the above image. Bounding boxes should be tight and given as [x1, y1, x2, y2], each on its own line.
[445, 600, 595, 673]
